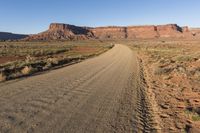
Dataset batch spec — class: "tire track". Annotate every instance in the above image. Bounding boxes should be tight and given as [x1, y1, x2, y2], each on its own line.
[134, 57, 161, 133]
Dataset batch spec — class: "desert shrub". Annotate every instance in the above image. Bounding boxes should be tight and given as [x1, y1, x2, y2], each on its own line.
[153, 66, 173, 75]
[47, 58, 59, 65]
[43, 63, 52, 70]
[194, 67, 200, 75]
[21, 66, 35, 75]
[194, 70, 200, 81]
[25, 55, 34, 62]
[185, 107, 200, 121]
[187, 67, 200, 76]
[192, 114, 200, 121]
[9, 71, 22, 79]
[0, 73, 6, 82]
[176, 66, 186, 73]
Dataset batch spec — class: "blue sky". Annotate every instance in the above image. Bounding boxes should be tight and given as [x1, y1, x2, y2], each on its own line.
[0, 0, 199, 34]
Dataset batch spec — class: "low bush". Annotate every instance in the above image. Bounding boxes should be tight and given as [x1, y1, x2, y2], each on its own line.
[21, 66, 35, 75]
[153, 66, 173, 75]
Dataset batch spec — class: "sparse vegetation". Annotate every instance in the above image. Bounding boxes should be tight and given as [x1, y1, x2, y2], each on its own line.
[127, 39, 200, 131]
[153, 65, 173, 75]
[192, 115, 200, 121]
[0, 40, 114, 82]
[175, 55, 195, 62]
[185, 109, 200, 121]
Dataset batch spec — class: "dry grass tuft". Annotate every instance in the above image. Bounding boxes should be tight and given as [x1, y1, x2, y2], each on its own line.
[21, 66, 34, 75]
[0, 73, 6, 82]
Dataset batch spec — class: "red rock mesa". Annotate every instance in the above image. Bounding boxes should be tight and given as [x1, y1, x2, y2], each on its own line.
[24, 23, 198, 41]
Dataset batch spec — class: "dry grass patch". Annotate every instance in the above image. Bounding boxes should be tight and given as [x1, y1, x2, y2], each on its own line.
[21, 66, 35, 75]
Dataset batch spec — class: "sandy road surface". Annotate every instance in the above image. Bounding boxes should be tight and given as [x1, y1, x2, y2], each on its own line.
[0, 44, 144, 133]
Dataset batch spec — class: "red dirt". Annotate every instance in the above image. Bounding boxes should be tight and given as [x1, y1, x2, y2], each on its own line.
[135, 41, 200, 132]
[0, 56, 25, 64]
[72, 46, 99, 53]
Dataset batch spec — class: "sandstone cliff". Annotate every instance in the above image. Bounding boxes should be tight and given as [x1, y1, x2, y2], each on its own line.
[24, 23, 195, 41]
[156, 24, 183, 38]
[127, 26, 158, 38]
[90, 27, 127, 39]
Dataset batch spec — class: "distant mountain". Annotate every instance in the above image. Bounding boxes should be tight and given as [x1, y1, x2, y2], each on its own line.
[0, 32, 28, 40]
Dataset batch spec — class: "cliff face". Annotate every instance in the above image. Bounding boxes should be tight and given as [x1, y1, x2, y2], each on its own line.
[24, 23, 194, 41]
[91, 24, 186, 39]
[90, 27, 127, 39]
[90, 26, 159, 39]
[127, 26, 158, 38]
[156, 24, 184, 38]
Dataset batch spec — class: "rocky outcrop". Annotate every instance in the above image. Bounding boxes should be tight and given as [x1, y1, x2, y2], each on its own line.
[24, 23, 194, 41]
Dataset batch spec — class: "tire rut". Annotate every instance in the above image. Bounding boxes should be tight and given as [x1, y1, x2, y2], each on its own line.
[134, 57, 161, 133]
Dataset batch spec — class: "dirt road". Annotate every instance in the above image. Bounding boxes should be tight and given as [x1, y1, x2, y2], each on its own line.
[0, 44, 152, 133]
